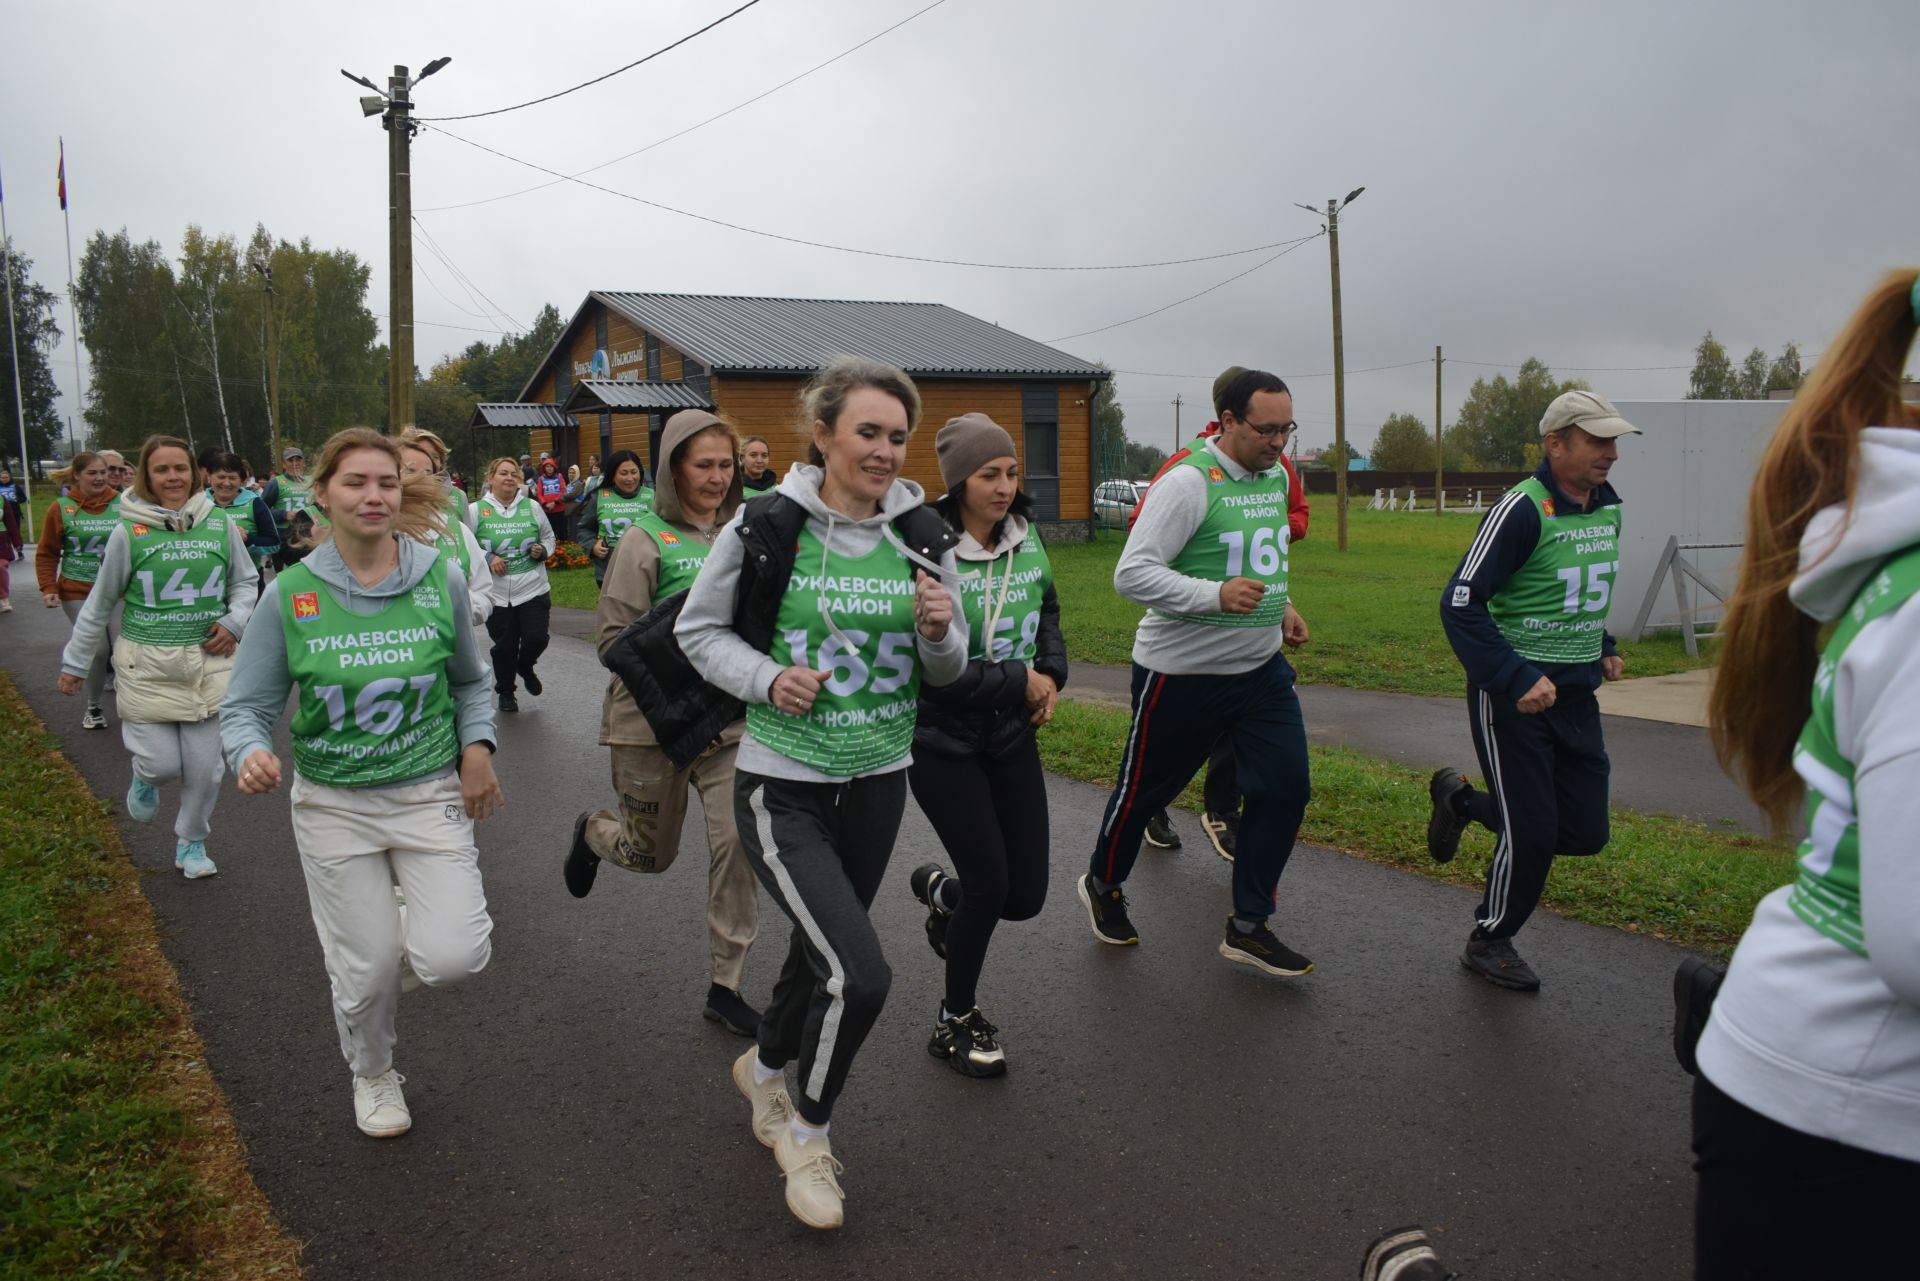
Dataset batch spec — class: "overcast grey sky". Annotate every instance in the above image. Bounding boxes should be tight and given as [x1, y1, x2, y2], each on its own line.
[4, 0, 1917, 456]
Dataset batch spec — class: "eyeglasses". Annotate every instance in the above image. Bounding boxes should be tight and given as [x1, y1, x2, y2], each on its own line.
[1236, 418, 1295, 440]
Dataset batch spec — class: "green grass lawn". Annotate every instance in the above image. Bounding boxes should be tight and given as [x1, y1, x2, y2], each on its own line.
[1035, 698, 1789, 960]
[1051, 497, 1714, 696]
[547, 566, 601, 612]
[0, 675, 300, 1279]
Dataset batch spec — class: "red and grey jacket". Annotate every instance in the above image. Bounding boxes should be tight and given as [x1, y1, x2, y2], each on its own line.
[1127, 421, 1309, 541]
[534, 471, 567, 512]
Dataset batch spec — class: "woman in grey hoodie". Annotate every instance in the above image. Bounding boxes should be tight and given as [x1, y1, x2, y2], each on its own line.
[221, 428, 501, 1143]
[1701, 270, 1920, 1278]
[676, 357, 965, 1231]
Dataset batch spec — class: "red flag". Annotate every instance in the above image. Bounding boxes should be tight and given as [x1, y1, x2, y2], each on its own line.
[57, 140, 66, 210]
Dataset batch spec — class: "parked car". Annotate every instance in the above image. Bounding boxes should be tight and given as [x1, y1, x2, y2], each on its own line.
[1094, 479, 1146, 529]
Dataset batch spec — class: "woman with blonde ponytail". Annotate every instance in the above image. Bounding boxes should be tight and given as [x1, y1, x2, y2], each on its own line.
[220, 428, 502, 1140]
[1695, 270, 1920, 1278]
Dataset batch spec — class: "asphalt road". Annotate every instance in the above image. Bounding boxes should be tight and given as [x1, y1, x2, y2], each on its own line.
[12, 597, 1706, 1280]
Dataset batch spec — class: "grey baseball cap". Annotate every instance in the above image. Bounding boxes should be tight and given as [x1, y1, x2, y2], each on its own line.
[282, 446, 305, 461]
[1540, 390, 1641, 438]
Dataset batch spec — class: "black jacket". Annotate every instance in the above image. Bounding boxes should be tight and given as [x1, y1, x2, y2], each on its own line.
[602, 491, 957, 769]
[913, 538, 1070, 761]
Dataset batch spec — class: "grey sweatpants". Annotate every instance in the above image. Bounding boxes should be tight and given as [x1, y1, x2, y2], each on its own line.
[736, 770, 905, 1127]
[61, 597, 113, 707]
[122, 718, 226, 844]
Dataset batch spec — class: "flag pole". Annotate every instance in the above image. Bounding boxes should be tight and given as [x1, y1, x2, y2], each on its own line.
[0, 158, 33, 525]
[58, 137, 85, 459]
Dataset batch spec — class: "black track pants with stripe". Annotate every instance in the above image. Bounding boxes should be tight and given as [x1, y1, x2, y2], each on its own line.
[1463, 684, 1610, 940]
[1089, 652, 1310, 920]
[736, 770, 904, 1126]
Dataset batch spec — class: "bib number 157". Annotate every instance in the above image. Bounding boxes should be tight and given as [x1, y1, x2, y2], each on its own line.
[1556, 562, 1618, 614]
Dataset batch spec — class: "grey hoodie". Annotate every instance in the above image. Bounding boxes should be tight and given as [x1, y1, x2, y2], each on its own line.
[1696, 426, 1920, 1162]
[675, 462, 968, 782]
[219, 537, 497, 784]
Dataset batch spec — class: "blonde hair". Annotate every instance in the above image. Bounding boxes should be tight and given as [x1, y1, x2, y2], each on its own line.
[302, 427, 446, 548]
[483, 456, 523, 496]
[800, 356, 922, 467]
[393, 426, 451, 472]
[130, 436, 200, 505]
[49, 450, 107, 488]
[1709, 268, 1920, 832]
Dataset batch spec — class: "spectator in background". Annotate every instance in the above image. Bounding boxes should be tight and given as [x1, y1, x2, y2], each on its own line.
[533, 456, 570, 543]
[99, 450, 134, 492]
[261, 446, 316, 570]
[576, 449, 653, 587]
[584, 456, 603, 497]
[0, 467, 22, 613]
[519, 454, 535, 487]
[1133, 365, 1310, 858]
[740, 436, 777, 492]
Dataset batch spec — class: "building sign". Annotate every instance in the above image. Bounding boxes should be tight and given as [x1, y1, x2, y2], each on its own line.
[575, 346, 647, 381]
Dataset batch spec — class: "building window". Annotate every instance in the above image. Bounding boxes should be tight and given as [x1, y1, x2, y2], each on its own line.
[1022, 384, 1060, 520]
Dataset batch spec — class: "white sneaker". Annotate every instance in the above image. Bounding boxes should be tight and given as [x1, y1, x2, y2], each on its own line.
[352, 1069, 411, 1138]
[0, 598, 12, 612]
[774, 1125, 845, 1230]
[731, 1048, 793, 1150]
[81, 705, 106, 730]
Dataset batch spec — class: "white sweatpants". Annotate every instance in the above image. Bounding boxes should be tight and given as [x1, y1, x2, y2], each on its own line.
[121, 718, 225, 844]
[291, 771, 493, 1077]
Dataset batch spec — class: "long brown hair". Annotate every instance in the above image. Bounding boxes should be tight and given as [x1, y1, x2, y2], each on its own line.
[1709, 269, 1920, 831]
[303, 428, 446, 547]
[48, 450, 106, 488]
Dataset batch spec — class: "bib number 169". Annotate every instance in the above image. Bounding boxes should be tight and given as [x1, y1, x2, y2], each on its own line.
[1218, 526, 1288, 578]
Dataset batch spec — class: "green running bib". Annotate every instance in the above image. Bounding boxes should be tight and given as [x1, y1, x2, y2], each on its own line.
[958, 531, 1052, 661]
[638, 513, 710, 597]
[118, 513, 234, 646]
[1153, 447, 1290, 628]
[280, 558, 460, 787]
[57, 495, 121, 584]
[745, 527, 922, 776]
[1485, 478, 1621, 665]
[472, 500, 543, 574]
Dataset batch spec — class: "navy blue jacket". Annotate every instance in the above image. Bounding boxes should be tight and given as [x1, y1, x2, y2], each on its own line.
[1440, 461, 1621, 699]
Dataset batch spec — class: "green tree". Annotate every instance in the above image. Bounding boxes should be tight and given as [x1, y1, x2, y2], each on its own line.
[1767, 342, 1803, 395]
[1687, 331, 1738, 400]
[1451, 358, 1589, 466]
[1301, 440, 1362, 469]
[1369, 412, 1434, 470]
[1734, 346, 1771, 400]
[1122, 440, 1167, 479]
[2, 240, 65, 468]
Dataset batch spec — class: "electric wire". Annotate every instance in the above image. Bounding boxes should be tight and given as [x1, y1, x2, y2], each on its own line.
[418, 0, 951, 213]
[411, 0, 769, 123]
[1044, 232, 1324, 343]
[410, 217, 526, 331]
[419, 123, 1316, 271]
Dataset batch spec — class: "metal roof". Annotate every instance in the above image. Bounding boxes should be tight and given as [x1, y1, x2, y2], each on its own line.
[562, 379, 716, 414]
[470, 403, 577, 430]
[592, 292, 1110, 379]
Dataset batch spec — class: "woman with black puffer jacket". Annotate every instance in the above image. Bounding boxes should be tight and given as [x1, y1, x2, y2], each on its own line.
[905, 413, 1068, 1081]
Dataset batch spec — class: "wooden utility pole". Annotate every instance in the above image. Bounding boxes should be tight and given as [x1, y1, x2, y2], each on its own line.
[386, 65, 415, 433]
[1172, 394, 1183, 452]
[1434, 345, 1444, 516]
[253, 259, 282, 464]
[1328, 198, 1349, 550]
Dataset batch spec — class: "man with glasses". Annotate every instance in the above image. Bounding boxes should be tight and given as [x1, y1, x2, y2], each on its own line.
[1078, 369, 1316, 976]
[97, 450, 134, 492]
[1129, 365, 1312, 857]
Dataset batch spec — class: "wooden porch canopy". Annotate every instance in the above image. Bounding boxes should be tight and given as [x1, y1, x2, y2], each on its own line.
[561, 378, 716, 415]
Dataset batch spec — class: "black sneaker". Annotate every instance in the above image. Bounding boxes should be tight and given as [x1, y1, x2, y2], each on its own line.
[1361, 1227, 1461, 1281]
[563, 811, 599, 899]
[927, 1007, 1008, 1078]
[498, 692, 519, 713]
[520, 665, 543, 696]
[703, 983, 762, 1037]
[1143, 811, 1181, 850]
[1200, 811, 1238, 862]
[1461, 936, 1541, 991]
[1218, 918, 1313, 976]
[1076, 874, 1139, 945]
[909, 862, 954, 960]
[1427, 768, 1473, 863]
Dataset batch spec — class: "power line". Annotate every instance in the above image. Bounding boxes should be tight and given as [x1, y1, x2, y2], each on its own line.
[1045, 232, 1324, 343]
[1449, 358, 1697, 372]
[419, 0, 951, 214]
[1111, 358, 1433, 381]
[412, 0, 770, 123]
[420, 123, 1313, 271]
[411, 216, 525, 331]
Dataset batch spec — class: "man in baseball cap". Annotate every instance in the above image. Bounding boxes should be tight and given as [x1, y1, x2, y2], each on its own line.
[1429, 389, 1640, 991]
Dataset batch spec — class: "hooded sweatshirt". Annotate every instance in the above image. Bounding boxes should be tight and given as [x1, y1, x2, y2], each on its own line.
[595, 410, 744, 747]
[61, 490, 259, 723]
[36, 485, 120, 599]
[1696, 427, 1920, 1163]
[675, 462, 968, 783]
[219, 536, 496, 785]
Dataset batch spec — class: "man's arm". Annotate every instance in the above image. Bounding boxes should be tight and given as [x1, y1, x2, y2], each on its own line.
[1113, 466, 1221, 615]
[1439, 490, 1543, 699]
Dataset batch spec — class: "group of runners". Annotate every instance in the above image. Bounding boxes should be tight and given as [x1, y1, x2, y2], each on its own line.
[26, 273, 1920, 1270]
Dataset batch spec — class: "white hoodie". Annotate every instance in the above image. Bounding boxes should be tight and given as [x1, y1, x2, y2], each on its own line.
[1696, 427, 1920, 1161]
[675, 463, 967, 783]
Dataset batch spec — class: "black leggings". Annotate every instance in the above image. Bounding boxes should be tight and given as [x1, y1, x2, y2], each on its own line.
[485, 595, 551, 695]
[1693, 1074, 1920, 1279]
[907, 735, 1050, 1014]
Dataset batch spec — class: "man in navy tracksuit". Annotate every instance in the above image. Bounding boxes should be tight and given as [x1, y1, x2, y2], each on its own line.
[1430, 390, 1641, 991]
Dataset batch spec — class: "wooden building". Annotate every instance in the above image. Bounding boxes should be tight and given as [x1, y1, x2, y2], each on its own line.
[470, 292, 1109, 537]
